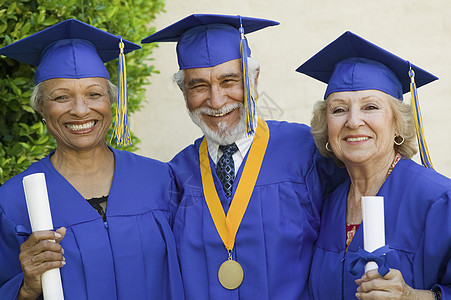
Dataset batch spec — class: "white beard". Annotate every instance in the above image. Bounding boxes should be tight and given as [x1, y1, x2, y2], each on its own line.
[188, 102, 245, 145]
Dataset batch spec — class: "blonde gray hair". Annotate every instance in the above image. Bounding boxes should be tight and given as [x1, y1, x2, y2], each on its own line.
[310, 94, 417, 166]
[30, 80, 118, 113]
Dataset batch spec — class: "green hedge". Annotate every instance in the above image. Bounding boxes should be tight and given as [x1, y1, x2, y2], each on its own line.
[0, 0, 164, 185]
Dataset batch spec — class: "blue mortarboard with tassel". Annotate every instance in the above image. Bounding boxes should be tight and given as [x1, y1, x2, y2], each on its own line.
[0, 19, 140, 146]
[141, 14, 279, 136]
[296, 31, 438, 169]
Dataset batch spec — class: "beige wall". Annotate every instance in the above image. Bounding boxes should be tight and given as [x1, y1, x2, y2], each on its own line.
[132, 0, 451, 177]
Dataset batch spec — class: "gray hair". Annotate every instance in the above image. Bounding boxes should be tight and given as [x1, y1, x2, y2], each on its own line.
[173, 57, 261, 95]
[310, 95, 417, 166]
[30, 79, 118, 114]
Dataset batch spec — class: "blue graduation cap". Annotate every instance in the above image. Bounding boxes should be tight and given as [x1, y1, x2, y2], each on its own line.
[141, 14, 279, 69]
[141, 14, 279, 136]
[0, 19, 140, 146]
[296, 31, 437, 169]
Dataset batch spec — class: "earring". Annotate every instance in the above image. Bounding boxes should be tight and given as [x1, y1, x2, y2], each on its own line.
[325, 142, 333, 152]
[41, 118, 46, 125]
[394, 135, 404, 146]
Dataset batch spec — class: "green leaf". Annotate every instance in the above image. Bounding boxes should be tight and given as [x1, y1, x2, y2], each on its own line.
[21, 21, 31, 36]
[0, 23, 7, 34]
[41, 17, 59, 26]
[6, 2, 16, 15]
[17, 156, 27, 164]
[19, 142, 30, 150]
[1, 158, 11, 167]
[37, 10, 46, 23]
[12, 77, 29, 85]
[10, 81, 22, 96]
[21, 105, 35, 114]
[36, 135, 49, 145]
[30, 122, 43, 131]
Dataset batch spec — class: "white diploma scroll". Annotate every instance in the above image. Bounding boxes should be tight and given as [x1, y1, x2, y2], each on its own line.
[23, 173, 65, 300]
[361, 196, 385, 273]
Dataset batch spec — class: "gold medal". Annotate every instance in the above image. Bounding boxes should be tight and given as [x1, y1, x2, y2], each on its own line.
[218, 258, 244, 290]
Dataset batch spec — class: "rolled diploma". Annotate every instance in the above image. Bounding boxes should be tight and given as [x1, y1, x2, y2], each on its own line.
[361, 196, 385, 273]
[23, 173, 64, 300]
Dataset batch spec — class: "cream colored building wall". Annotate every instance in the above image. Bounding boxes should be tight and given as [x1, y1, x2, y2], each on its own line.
[132, 0, 451, 177]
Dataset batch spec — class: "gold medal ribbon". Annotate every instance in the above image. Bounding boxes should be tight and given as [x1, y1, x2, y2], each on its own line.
[199, 117, 269, 251]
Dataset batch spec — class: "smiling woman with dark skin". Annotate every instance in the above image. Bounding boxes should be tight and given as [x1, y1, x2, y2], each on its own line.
[297, 31, 451, 300]
[18, 77, 115, 300]
[38, 77, 115, 200]
[0, 20, 183, 300]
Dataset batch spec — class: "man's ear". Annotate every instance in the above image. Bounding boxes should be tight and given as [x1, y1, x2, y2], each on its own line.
[254, 67, 260, 87]
[253, 67, 260, 100]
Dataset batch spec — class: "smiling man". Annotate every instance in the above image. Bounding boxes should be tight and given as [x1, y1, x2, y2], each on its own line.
[183, 58, 247, 144]
[142, 14, 344, 300]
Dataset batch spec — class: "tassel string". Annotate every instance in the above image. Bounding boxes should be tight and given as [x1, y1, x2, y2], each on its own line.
[111, 38, 131, 146]
[408, 66, 433, 169]
[239, 16, 256, 136]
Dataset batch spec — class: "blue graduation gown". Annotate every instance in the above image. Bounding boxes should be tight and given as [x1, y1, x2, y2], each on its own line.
[309, 158, 451, 299]
[0, 148, 184, 300]
[169, 120, 343, 300]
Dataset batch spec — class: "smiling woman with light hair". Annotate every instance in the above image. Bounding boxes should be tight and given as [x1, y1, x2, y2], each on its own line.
[311, 93, 417, 166]
[297, 31, 451, 300]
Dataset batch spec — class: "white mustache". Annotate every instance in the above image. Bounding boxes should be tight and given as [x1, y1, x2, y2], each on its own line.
[188, 102, 246, 145]
[194, 103, 240, 117]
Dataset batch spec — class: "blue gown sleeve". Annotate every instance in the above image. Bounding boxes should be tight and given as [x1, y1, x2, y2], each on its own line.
[305, 149, 347, 222]
[424, 192, 451, 299]
[313, 149, 347, 195]
[0, 208, 25, 300]
[167, 165, 180, 228]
